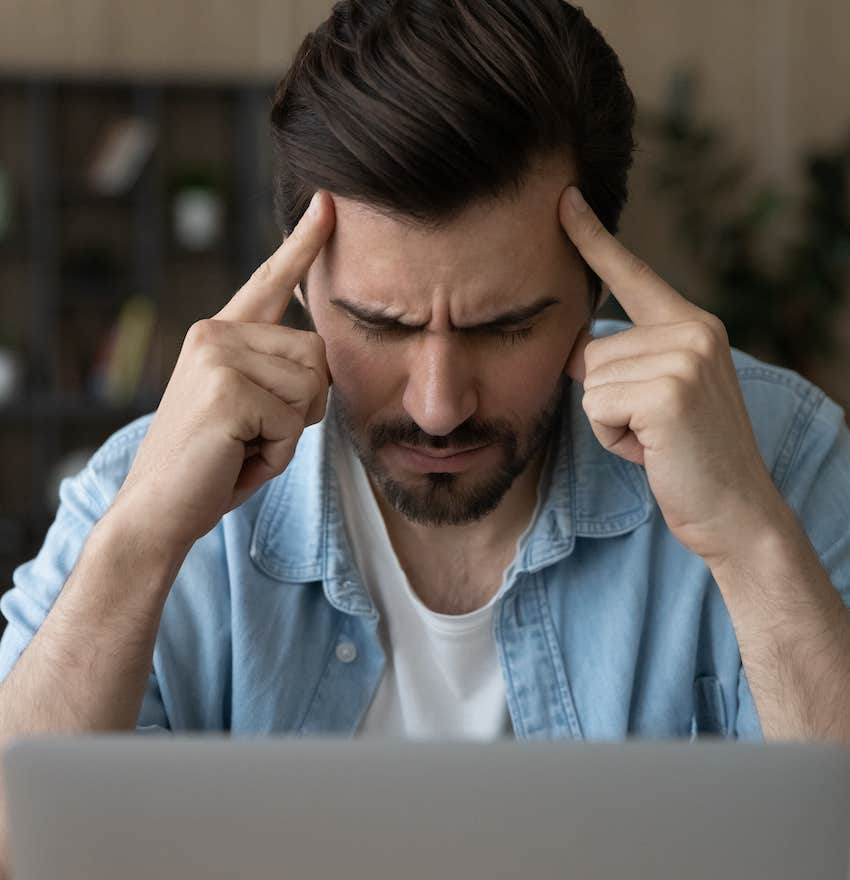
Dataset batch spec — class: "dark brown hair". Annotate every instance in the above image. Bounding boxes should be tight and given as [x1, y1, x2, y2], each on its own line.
[270, 0, 636, 308]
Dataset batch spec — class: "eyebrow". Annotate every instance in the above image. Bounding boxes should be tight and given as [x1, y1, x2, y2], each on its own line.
[329, 295, 559, 331]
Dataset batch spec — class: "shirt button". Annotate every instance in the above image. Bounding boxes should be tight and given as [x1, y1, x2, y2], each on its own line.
[335, 641, 357, 663]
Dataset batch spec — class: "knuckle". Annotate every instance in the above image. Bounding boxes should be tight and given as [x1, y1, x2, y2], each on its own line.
[250, 259, 274, 287]
[657, 376, 688, 415]
[688, 320, 719, 357]
[704, 312, 729, 344]
[581, 385, 602, 417]
[583, 338, 604, 372]
[295, 372, 322, 422]
[286, 403, 307, 436]
[312, 396, 330, 427]
[186, 318, 218, 348]
[308, 330, 327, 363]
[207, 364, 240, 402]
[284, 325, 319, 357]
[196, 344, 220, 371]
[306, 367, 323, 401]
[675, 350, 703, 382]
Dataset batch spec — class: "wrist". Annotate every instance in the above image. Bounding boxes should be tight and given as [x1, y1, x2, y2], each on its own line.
[706, 501, 846, 675]
[104, 492, 197, 562]
[92, 506, 193, 604]
[707, 500, 820, 601]
[701, 484, 798, 572]
[704, 500, 810, 583]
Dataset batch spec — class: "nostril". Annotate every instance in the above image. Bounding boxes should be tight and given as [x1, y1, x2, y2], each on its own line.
[402, 366, 478, 438]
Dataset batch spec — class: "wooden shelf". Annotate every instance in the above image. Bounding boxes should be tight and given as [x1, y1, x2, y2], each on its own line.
[58, 186, 135, 206]
[0, 75, 277, 606]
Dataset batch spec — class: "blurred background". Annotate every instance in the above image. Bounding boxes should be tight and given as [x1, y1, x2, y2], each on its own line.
[0, 0, 848, 616]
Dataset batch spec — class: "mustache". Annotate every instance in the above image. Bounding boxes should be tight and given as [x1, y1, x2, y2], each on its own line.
[369, 418, 516, 451]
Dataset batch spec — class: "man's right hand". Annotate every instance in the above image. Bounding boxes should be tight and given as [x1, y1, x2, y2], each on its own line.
[110, 190, 336, 552]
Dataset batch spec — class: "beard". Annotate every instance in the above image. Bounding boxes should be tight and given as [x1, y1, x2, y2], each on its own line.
[332, 379, 566, 527]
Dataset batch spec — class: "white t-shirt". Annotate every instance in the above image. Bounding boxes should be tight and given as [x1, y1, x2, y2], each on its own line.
[332, 421, 547, 740]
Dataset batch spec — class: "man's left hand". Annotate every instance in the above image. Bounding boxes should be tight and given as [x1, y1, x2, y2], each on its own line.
[560, 185, 790, 570]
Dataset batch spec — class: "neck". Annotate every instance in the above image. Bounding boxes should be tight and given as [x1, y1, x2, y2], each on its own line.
[369, 446, 548, 611]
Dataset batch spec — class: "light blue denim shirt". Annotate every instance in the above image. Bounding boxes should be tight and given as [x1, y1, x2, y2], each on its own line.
[3, 319, 850, 740]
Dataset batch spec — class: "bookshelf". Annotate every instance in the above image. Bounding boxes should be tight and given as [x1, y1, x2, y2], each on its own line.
[0, 74, 297, 622]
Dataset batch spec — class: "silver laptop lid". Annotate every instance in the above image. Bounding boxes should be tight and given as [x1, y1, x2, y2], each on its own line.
[5, 736, 850, 880]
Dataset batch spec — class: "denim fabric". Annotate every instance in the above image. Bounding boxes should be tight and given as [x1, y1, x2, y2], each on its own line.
[3, 319, 850, 740]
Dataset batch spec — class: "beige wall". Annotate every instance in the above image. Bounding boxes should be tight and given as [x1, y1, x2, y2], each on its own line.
[585, 1, 850, 408]
[2, 0, 846, 193]
[1, 0, 848, 403]
[0, 0, 329, 81]
[2, 0, 846, 162]
[2, 0, 847, 149]
[587, 0, 850, 218]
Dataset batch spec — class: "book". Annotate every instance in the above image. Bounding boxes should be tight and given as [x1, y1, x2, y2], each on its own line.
[91, 295, 158, 405]
[88, 117, 157, 196]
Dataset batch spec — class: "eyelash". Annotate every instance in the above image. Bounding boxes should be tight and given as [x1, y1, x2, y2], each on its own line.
[350, 320, 535, 346]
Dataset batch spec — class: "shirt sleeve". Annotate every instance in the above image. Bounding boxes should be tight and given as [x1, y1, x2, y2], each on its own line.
[0, 462, 170, 732]
[734, 391, 850, 739]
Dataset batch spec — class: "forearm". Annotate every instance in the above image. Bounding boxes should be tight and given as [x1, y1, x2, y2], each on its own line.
[0, 510, 188, 738]
[711, 504, 850, 745]
[0, 512, 187, 879]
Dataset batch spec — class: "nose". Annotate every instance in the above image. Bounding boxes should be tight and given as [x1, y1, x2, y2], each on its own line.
[402, 334, 478, 437]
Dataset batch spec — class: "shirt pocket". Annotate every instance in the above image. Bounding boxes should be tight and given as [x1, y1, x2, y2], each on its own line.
[689, 674, 728, 739]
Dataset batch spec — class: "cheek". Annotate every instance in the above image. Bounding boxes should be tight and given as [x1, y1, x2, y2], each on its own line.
[324, 336, 398, 415]
[481, 340, 568, 415]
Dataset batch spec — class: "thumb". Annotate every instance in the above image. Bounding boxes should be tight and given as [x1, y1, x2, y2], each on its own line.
[565, 324, 593, 384]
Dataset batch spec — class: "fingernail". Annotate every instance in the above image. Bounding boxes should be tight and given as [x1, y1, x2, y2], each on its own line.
[308, 191, 322, 216]
[568, 186, 587, 213]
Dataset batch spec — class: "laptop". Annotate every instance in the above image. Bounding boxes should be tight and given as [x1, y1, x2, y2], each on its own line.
[4, 735, 850, 880]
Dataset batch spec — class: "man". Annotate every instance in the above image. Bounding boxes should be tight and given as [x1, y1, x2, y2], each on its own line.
[2, 0, 850, 842]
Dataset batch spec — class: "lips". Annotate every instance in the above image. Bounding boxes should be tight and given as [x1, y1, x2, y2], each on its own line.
[387, 442, 495, 474]
[396, 443, 485, 459]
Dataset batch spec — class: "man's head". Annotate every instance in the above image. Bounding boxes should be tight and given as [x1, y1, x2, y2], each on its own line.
[269, 0, 636, 527]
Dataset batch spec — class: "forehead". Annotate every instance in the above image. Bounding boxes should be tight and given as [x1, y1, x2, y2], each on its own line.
[315, 156, 584, 316]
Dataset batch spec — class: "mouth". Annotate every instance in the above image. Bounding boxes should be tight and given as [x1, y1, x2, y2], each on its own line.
[388, 442, 494, 474]
[396, 443, 486, 459]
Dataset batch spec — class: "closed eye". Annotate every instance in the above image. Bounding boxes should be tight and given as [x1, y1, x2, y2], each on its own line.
[349, 319, 535, 345]
[348, 319, 409, 343]
[491, 326, 534, 345]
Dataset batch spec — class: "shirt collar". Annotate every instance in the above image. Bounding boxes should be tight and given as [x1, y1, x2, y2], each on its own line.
[516, 378, 654, 574]
[251, 375, 653, 592]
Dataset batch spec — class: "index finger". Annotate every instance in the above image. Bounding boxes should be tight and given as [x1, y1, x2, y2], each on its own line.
[559, 185, 696, 326]
[215, 190, 336, 324]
